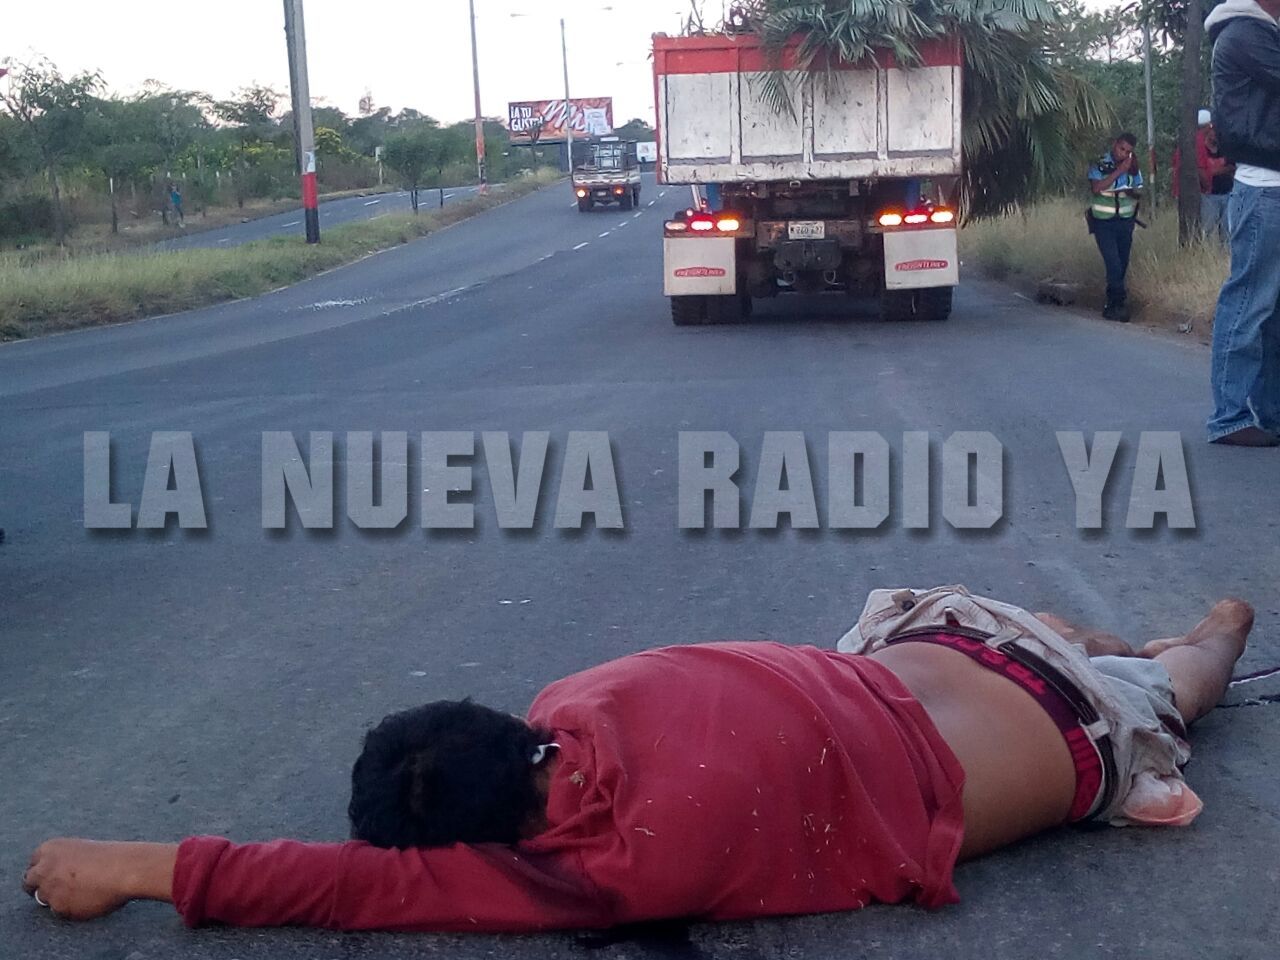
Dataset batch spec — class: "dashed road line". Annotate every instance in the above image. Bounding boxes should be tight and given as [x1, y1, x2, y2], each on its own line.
[632, 211, 643, 218]
[283, 220, 301, 227]
[599, 231, 611, 238]
[616, 220, 629, 228]
[573, 241, 590, 250]
[363, 199, 382, 206]
[647, 200, 656, 207]
[217, 238, 231, 244]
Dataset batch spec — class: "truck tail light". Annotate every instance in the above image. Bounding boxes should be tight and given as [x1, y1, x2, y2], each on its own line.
[879, 207, 956, 228]
[668, 212, 742, 235]
[613, 186, 625, 195]
[575, 188, 587, 198]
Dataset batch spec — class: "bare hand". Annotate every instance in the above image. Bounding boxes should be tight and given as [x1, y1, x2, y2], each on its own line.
[23, 839, 136, 921]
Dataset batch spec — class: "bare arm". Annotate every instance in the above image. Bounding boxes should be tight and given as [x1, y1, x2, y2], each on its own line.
[1090, 164, 1130, 195]
[23, 839, 177, 920]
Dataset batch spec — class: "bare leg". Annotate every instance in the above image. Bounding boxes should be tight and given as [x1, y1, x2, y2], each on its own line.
[1140, 599, 1252, 725]
[1034, 611, 1134, 657]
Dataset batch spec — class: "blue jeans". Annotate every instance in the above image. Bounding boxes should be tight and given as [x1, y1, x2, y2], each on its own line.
[1207, 182, 1280, 441]
[1092, 216, 1135, 305]
[1201, 193, 1230, 244]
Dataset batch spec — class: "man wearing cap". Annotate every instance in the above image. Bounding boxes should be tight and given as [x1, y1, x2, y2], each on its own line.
[1087, 133, 1145, 322]
[1177, 109, 1237, 243]
[1205, 0, 1280, 446]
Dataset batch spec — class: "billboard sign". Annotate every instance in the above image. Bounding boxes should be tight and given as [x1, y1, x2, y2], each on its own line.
[508, 98, 613, 144]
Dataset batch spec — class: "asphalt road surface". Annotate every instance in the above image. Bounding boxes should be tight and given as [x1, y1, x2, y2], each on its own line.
[155, 185, 483, 252]
[2, 173, 1278, 960]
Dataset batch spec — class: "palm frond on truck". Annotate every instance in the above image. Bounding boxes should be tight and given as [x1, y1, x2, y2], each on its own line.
[734, 0, 1112, 219]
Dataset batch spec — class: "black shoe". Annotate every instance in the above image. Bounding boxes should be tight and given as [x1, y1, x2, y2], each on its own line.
[1102, 301, 1130, 323]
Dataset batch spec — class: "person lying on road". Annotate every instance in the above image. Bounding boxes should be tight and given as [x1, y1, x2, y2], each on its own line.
[23, 587, 1251, 933]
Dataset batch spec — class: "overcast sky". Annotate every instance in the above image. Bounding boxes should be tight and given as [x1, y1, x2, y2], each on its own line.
[6, 1, 1121, 127]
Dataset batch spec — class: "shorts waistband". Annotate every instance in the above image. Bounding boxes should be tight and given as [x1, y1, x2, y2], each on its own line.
[886, 630, 1106, 822]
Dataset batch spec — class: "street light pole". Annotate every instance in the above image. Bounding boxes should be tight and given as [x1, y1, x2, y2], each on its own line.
[561, 17, 573, 175]
[283, 0, 320, 243]
[469, 0, 488, 193]
[1142, 16, 1157, 206]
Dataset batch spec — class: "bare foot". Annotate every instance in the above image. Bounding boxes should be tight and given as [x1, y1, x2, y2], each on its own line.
[1140, 599, 1253, 661]
[1035, 612, 1134, 657]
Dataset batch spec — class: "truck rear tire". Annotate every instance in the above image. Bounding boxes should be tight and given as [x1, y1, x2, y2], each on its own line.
[881, 287, 953, 322]
[577, 196, 593, 212]
[671, 296, 708, 326]
[620, 190, 634, 211]
[918, 287, 953, 321]
[707, 290, 751, 324]
[633, 186, 642, 204]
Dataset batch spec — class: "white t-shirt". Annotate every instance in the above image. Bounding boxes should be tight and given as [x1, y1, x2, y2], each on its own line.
[1236, 163, 1280, 187]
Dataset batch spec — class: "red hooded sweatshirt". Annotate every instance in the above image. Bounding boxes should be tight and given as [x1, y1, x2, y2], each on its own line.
[172, 642, 966, 932]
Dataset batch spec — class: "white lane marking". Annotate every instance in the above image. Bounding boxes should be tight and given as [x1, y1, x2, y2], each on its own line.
[1014, 293, 1032, 302]
[363, 199, 382, 206]
[570, 202, 579, 208]
[217, 238, 231, 244]
[616, 220, 629, 228]
[309, 297, 371, 310]
[573, 241, 590, 250]
[599, 231, 611, 238]
[283, 220, 301, 227]
[444, 194, 455, 200]
[632, 211, 643, 218]
[394, 285, 474, 313]
[647, 200, 655, 207]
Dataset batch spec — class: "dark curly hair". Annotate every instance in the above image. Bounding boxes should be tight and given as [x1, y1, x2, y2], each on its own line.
[348, 699, 553, 849]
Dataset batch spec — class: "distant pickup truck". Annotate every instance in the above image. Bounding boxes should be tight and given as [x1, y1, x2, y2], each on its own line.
[573, 138, 643, 211]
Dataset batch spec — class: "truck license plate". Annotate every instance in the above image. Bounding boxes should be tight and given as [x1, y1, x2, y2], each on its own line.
[788, 221, 825, 240]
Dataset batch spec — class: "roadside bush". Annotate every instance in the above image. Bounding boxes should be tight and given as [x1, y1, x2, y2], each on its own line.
[0, 195, 56, 240]
[318, 155, 379, 192]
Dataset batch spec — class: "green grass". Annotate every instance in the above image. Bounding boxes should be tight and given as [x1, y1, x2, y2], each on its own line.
[962, 199, 1230, 331]
[0, 170, 562, 342]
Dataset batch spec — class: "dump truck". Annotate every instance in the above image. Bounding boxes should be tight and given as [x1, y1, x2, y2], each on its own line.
[653, 33, 962, 325]
[573, 137, 643, 211]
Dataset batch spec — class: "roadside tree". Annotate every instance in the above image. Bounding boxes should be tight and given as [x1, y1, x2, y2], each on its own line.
[0, 57, 103, 244]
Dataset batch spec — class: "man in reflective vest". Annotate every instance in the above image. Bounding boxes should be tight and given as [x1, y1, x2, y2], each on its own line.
[1087, 133, 1145, 322]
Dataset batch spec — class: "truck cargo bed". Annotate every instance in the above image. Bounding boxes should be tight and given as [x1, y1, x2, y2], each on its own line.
[653, 34, 962, 184]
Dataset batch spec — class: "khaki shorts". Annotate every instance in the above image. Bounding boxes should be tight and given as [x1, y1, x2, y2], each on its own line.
[838, 586, 1201, 827]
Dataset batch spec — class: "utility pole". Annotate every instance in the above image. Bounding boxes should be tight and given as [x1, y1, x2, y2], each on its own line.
[469, 0, 488, 193]
[561, 17, 573, 174]
[1143, 15, 1157, 207]
[283, 0, 320, 243]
